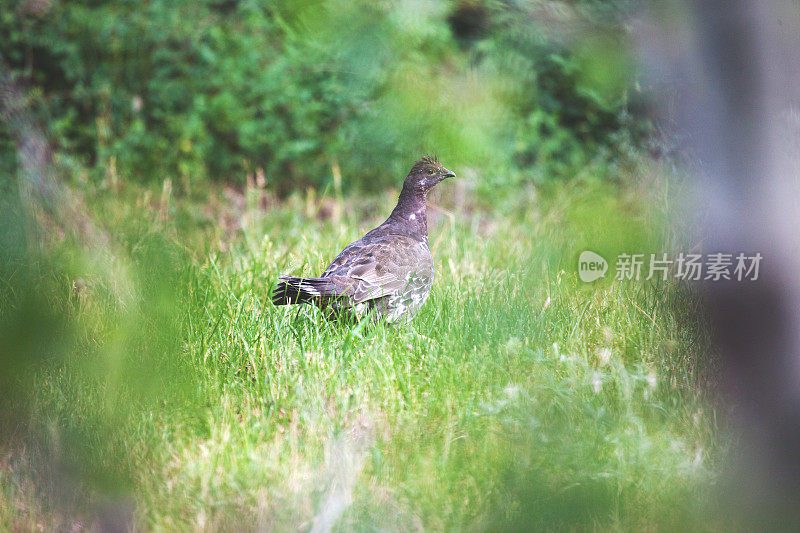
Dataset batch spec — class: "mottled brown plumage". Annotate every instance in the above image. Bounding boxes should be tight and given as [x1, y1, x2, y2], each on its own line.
[272, 156, 455, 322]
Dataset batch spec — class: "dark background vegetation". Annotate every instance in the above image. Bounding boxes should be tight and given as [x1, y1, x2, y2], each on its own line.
[1, 0, 652, 194]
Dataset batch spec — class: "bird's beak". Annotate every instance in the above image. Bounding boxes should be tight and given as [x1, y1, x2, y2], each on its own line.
[442, 168, 456, 179]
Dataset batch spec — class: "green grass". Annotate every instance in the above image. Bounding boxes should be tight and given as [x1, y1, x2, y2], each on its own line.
[1, 172, 725, 530]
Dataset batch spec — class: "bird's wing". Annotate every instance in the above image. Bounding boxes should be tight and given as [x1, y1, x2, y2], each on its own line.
[323, 235, 433, 304]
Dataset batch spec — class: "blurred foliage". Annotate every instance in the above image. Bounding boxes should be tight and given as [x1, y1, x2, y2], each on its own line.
[0, 0, 651, 192]
[0, 174, 201, 501]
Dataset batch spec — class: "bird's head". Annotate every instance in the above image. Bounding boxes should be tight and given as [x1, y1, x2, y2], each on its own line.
[405, 155, 456, 194]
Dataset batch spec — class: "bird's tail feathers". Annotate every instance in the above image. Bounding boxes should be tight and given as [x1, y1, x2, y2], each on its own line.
[271, 275, 339, 305]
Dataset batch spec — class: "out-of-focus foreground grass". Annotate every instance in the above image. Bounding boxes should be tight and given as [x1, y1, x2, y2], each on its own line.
[0, 164, 727, 530]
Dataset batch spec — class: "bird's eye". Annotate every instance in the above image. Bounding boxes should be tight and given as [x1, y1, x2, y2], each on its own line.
[426, 168, 435, 175]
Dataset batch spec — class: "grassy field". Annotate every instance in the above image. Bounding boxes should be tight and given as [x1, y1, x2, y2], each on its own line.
[1, 167, 725, 530]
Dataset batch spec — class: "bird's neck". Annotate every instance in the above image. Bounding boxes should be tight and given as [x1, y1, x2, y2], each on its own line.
[388, 183, 428, 237]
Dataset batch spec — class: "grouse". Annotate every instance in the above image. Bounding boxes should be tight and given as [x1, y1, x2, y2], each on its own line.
[272, 156, 455, 322]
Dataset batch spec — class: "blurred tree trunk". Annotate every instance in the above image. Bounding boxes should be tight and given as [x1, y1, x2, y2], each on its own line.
[649, 0, 800, 526]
